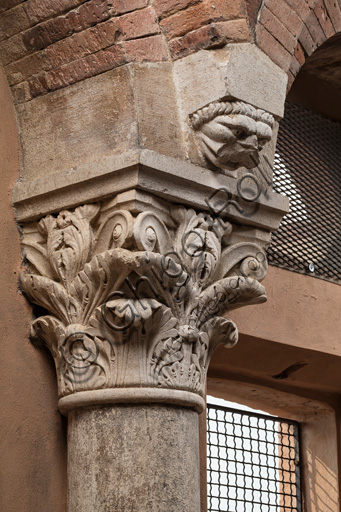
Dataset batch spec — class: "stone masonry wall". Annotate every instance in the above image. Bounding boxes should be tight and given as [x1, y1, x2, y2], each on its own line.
[1, 0, 340, 104]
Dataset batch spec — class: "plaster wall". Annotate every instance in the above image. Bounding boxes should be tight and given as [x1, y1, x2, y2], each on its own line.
[207, 266, 341, 511]
[0, 67, 66, 512]
[230, 265, 341, 357]
[208, 266, 341, 400]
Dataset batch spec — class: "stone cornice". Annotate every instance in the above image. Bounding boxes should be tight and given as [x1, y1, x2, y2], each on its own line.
[13, 149, 288, 230]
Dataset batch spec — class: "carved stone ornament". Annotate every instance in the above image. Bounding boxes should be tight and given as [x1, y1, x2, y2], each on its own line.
[20, 202, 267, 407]
[190, 100, 275, 173]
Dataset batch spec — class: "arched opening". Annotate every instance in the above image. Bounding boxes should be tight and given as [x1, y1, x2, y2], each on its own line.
[205, 35, 341, 512]
[289, 33, 341, 122]
[269, 34, 341, 284]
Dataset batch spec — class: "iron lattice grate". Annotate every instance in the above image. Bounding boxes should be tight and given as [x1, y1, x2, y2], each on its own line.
[268, 101, 341, 284]
[207, 404, 302, 512]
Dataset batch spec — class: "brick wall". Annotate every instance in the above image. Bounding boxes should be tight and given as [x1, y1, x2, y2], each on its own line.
[0, 0, 340, 103]
[0, 0, 252, 103]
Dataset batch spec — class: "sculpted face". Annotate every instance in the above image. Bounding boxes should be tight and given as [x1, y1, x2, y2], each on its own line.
[190, 101, 274, 173]
[199, 114, 272, 171]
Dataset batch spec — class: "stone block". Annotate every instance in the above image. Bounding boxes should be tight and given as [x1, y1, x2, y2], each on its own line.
[128, 62, 184, 158]
[173, 45, 287, 167]
[173, 44, 287, 119]
[15, 44, 288, 194]
[17, 66, 138, 181]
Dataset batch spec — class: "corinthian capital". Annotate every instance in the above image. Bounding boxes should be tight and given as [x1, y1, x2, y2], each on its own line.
[20, 201, 268, 412]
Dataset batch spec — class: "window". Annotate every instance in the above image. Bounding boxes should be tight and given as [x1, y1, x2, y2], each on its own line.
[207, 398, 302, 512]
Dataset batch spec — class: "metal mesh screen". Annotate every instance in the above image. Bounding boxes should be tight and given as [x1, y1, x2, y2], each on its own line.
[268, 101, 341, 284]
[207, 404, 302, 512]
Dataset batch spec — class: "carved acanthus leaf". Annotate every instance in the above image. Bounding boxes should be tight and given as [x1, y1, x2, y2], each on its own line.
[197, 276, 266, 327]
[38, 205, 100, 290]
[69, 249, 136, 324]
[30, 316, 65, 357]
[202, 316, 239, 362]
[212, 242, 268, 283]
[20, 274, 82, 325]
[21, 224, 56, 280]
[20, 202, 268, 398]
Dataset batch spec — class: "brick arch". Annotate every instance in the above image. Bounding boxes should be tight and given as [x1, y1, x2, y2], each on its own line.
[255, 0, 341, 89]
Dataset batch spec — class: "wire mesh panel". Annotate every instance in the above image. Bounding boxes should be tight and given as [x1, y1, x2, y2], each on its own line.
[207, 404, 301, 512]
[268, 101, 341, 284]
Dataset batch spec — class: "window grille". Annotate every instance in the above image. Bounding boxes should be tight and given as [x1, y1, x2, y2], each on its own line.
[268, 101, 341, 284]
[207, 403, 302, 512]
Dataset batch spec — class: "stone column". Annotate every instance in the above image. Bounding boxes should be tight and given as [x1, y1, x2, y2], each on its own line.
[19, 196, 274, 510]
[17, 50, 288, 507]
[66, 404, 200, 512]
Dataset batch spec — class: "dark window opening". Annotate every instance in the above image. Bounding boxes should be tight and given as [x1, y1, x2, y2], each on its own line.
[268, 102, 341, 284]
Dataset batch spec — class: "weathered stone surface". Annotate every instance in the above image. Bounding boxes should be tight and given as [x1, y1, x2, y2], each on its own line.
[16, 66, 138, 181]
[20, 200, 269, 402]
[190, 99, 274, 173]
[173, 44, 287, 120]
[15, 46, 287, 183]
[68, 404, 200, 511]
[129, 62, 184, 158]
[12, 149, 289, 231]
[173, 45, 286, 169]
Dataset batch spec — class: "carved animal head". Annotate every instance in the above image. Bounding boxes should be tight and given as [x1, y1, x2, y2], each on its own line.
[190, 101, 274, 172]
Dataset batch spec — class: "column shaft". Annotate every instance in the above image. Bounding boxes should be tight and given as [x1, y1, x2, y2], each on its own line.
[67, 404, 201, 511]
